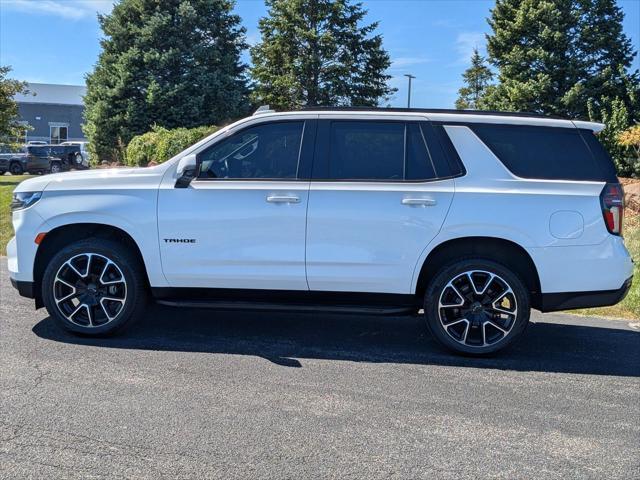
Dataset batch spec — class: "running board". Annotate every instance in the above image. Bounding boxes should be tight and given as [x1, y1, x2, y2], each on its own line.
[155, 299, 415, 316]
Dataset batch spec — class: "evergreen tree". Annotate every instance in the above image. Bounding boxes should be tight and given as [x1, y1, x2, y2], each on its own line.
[455, 48, 494, 110]
[250, 0, 395, 109]
[484, 0, 638, 119]
[84, 0, 249, 162]
[0, 66, 31, 144]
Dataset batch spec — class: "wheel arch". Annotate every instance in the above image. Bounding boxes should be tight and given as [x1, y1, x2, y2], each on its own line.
[414, 236, 542, 309]
[33, 223, 150, 307]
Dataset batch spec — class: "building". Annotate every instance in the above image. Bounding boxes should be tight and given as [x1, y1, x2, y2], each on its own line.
[14, 83, 87, 144]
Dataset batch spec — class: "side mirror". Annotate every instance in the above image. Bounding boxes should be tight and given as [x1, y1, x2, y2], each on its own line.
[175, 153, 198, 188]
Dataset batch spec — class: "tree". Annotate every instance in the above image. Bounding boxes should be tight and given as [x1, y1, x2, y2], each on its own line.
[84, 0, 249, 162]
[455, 48, 494, 110]
[483, 0, 638, 119]
[250, 0, 395, 109]
[618, 124, 640, 164]
[0, 66, 31, 144]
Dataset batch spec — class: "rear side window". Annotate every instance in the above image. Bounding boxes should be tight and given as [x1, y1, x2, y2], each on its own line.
[406, 123, 436, 180]
[470, 124, 617, 182]
[324, 121, 457, 181]
[329, 121, 404, 180]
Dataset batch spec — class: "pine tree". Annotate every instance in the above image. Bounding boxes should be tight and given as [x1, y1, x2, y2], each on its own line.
[483, 0, 638, 119]
[484, 0, 579, 115]
[0, 66, 31, 144]
[250, 0, 395, 109]
[84, 0, 249, 162]
[455, 48, 494, 110]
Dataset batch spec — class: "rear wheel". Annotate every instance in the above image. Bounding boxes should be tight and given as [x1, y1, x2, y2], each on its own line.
[42, 238, 147, 335]
[9, 162, 23, 175]
[424, 258, 530, 355]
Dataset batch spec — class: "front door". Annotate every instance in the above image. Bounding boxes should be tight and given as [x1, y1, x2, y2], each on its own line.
[305, 119, 456, 294]
[158, 119, 315, 291]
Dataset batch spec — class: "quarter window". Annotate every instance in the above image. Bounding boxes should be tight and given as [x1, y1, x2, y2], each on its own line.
[198, 121, 304, 179]
[470, 124, 617, 182]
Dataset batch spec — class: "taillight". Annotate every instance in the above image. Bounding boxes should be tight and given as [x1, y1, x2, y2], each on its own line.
[600, 183, 624, 235]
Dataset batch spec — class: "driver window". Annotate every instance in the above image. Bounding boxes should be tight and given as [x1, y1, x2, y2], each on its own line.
[198, 121, 304, 179]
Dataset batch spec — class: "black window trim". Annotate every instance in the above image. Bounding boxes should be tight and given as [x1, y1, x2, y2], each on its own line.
[310, 119, 465, 183]
[193, 119, 316, 182]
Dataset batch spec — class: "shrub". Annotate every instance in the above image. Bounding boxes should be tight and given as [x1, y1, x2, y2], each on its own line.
[125, 125, 219, 166]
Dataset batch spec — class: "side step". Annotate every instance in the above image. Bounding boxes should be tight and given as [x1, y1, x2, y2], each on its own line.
[155, 299, 415, 316]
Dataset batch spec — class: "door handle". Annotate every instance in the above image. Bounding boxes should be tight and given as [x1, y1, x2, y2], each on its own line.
[401, 197, 437, 206]
[266, 195, 300, 204]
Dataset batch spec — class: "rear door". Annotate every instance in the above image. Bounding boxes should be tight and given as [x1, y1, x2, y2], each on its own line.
[305, 117, 457, 294]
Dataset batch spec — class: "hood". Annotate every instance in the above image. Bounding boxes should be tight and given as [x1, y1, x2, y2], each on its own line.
[13, 166, 167, 193]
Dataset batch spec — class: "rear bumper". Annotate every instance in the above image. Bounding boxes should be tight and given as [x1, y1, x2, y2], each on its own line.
[538, 276, 633, 312]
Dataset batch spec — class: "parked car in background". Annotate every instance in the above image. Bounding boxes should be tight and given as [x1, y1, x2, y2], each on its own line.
[0, 144, 83, 175]
[7, 108, 634, 356]
[0, 145, 27, 175]
[60, 141, 90, 168]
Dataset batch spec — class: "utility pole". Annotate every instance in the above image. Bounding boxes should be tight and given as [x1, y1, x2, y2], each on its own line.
[404, 74, 416, 108]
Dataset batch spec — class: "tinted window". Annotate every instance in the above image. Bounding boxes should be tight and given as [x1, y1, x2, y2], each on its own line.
[578, 129, 618, 181]
[405, 124, 437, 180]
[471, 124, 616, 182]
[329, 121, 404, 180]
[429, 124, 464, 177]
[198, 122, 304, 179]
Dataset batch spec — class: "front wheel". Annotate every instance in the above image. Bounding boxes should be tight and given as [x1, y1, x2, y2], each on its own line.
[424, 259, 530, 355]
[42, 238, 147, 335]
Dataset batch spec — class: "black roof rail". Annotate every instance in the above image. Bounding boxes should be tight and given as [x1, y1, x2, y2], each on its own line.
[296, 106, 573, 120]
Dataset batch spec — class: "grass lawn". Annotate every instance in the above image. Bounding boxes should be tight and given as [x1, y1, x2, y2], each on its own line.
[0, 173, 638, 318]
[0, 175, 29, 256]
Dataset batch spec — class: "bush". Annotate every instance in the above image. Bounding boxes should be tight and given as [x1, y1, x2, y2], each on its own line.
[125, 125, 219, 166]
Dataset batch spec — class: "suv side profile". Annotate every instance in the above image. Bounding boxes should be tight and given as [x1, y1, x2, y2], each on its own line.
[7, 109, 633, 355]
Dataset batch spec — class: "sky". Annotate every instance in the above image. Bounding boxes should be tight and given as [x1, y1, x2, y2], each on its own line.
[0, 0, 639, 109]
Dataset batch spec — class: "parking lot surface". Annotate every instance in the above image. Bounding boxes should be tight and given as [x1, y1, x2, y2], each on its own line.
[1, 260, 639, 479]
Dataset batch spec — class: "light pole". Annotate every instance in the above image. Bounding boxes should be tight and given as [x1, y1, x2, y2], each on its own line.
[404, 74, 416, 108]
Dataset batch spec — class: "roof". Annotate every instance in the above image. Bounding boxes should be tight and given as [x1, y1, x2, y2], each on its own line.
[14, 83, 86, 106]
[254, 108, 605, 132]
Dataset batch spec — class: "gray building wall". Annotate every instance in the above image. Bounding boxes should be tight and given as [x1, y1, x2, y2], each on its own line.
[18, 102, 86, 143]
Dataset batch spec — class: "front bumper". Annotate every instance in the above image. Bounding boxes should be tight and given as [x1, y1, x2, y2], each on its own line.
[10, 278, 36, 299]
[538, 276, 633, 312]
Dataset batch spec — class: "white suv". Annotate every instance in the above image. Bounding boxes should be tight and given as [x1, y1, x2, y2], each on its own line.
[7, 108, 634, 355]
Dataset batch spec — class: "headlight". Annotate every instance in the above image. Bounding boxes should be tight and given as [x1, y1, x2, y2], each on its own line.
[10, 192, 42, 212]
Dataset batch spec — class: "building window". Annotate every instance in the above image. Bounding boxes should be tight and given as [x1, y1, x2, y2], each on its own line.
[50, 126, 68, 144]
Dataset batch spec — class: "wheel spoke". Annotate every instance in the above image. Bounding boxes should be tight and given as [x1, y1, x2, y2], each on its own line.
[467, 271, 494, 295]
[99, 297, 125, 321]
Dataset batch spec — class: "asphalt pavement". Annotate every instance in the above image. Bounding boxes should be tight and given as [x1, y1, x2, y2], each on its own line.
[1, 259, 639, 479]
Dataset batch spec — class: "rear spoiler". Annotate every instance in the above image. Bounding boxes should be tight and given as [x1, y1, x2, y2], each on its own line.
[573, 120, 605, 133]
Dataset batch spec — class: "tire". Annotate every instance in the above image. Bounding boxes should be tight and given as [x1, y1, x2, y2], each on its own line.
[9, 162, 23, 175]
[49, 161, 62, 174]
[423, 258, 530, 356]
[74, 152, 84, 167]
[42, 238, 147, 335]
[0, 170, 6, 176]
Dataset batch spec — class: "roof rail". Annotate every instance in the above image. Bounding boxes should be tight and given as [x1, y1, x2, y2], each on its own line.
[296, 106, 573, 120]
[253, 105, 276, 115]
